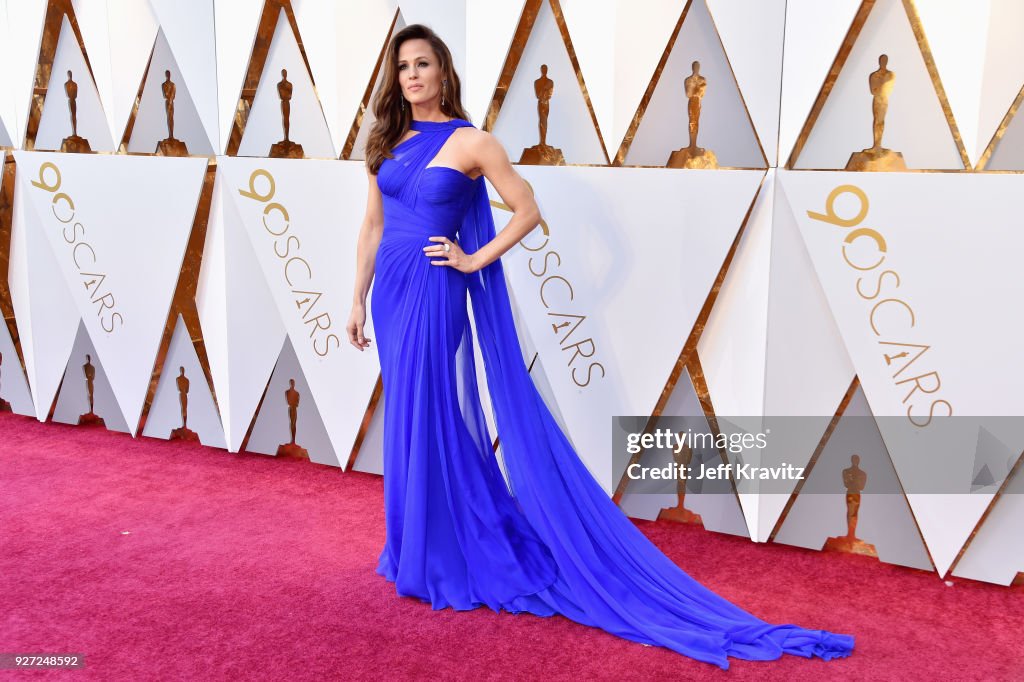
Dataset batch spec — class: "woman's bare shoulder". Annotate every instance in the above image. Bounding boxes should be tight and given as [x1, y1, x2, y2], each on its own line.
[454, 127, 506, 162]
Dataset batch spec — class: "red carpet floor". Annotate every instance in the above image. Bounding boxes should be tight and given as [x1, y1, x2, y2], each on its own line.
[1, 412, 1022, 681]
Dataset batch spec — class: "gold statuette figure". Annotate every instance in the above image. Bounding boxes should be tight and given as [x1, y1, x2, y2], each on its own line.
[657, 443, 704, 527]
[824, 455, 878, 557]
[0, 351, 11, 413]
[276, 379, 309, 459]
[519, 65, 565, 165]
[170, 366, 199, 441]
[845, 54, 906, 171]
[668, 61, 718, 169]
[77, 354, 105, 426]
[60, 70, 92, 153]
[269, 69, 304, 159]
[156, 70, 189, 157]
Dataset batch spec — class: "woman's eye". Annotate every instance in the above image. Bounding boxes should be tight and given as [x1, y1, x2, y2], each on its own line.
[398, 64, 406, 70]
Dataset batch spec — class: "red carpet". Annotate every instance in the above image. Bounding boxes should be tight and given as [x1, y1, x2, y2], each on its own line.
[1, 412, 1021, 680]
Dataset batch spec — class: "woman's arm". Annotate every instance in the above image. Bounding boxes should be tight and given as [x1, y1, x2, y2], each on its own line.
[347, 167, 385, 351]
[468, 132, 541, 271]
[423, 130, 541, 273]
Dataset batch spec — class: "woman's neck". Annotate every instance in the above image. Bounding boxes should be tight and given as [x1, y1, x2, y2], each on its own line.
[410, 103, 451, 123]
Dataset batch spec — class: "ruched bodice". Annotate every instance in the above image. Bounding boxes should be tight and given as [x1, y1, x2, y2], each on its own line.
[376, 120, 478, 243]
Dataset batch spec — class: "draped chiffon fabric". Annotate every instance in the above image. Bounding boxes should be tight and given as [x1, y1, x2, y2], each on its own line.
[368, 118, 854, 670]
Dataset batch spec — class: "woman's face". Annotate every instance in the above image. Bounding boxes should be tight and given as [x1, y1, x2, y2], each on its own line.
[397, 38, 443, 107]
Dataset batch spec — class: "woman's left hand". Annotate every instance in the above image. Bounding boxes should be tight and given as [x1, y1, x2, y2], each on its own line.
[423, 236, 478, 273]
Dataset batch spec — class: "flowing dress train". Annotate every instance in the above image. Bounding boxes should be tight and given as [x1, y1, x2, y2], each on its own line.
[368, 118, 854, 670]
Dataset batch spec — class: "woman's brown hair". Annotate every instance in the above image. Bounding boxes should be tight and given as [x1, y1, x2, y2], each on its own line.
[365, 24, 470, 174]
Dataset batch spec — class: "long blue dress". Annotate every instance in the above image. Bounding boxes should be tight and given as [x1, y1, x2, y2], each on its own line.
[369, 118, 854, 670]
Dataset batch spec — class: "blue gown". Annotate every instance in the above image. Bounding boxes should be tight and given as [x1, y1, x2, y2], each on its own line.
[369, 118, 854, 670]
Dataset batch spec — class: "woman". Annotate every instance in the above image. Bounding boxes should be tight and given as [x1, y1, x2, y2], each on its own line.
[346, 23, 854, 670]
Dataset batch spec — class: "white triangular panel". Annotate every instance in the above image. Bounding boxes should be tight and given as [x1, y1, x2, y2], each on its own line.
[219, 157, 382, 469]
[778, 0, 862, 165]
[0, 321, 33, 416]
[953, 460, 1024, 585]
[914, 0, 1024, 167]
[196, 166, 286, 451]
[128, 29, 213, 155]
[977, 1, 1024, 163]
[491, 167, 763, 493]
[301, 0, 471, 152]
[0, 152, 31, 415]
[194, 168, 231, 441]
[620, 369, 750, 539]
[2, 0, 48, 146]
[696, 169, 774, 538]
[70, 0, 113, 138]
[52, 320, 130, 433]
[555, 0, 613, 151]
[466, 0, 524, 124]
[561, 0, 681, 159]
[699, 170, 772, 419]
[913, 0, 990, 166]
[986, 101, 1024, 170]
[142, 314, 226, 449]
[706, 0, 786, 165]
[34, 16, 115, 152]
[214, 0, 264, 154]
[349, 13, 407, 161]
[754, 177, 857, 542]
[292, 0, 346, 156]
[72, 0, 159, 144]
[624, 0, 763, 168]
[792, 0, 963, 170]
[245, 336, 335, 465]
[150, 0, 219, 151]
[491, 0, 606, 164]
[773, 385, 933, 572]
[236, 8, 334, 158]
[10, 157, 87, 420]
[16, 152, 206, 435]
[782, 171, 1024, 575]
[0, 5, 18, 146]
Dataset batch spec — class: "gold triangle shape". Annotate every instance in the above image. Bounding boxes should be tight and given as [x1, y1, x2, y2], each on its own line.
[787, 0, 969, 171]
[483, 0, 610, 164]
[224, 0, 321, 157]
[25, 2, 97, 150]
[614, 0, 767, 168]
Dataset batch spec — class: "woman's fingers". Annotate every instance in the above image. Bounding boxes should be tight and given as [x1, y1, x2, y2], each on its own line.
[347, 323, 372, 350]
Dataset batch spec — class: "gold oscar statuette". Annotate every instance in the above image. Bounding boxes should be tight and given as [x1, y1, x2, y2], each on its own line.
[156, 70, 189, 157]
[823, 454, 878, 557]
[60, 70, 93, 153]
[845, 54, 907, 171]
[0, 351, 11, 413]
[77, 354, 105, 426]
[657, 442, 704, 527]
[667, 61, 718, 169]
[269, 69, 304, 159]
[169, 366, 199, 441]
[276, 379, 309, 459]
[519, 64, 565, 165]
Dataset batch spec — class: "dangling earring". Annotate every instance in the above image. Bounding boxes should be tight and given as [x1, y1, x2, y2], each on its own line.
[442, 79, 447, 108]
[401, 97, 405, 113]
